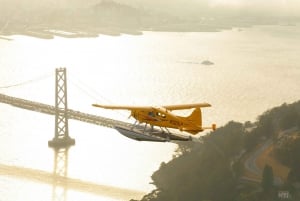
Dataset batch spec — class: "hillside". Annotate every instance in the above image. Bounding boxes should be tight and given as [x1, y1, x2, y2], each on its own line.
[131, 101, 300, 201]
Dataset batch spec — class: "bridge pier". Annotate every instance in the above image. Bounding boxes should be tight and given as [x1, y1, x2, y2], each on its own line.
[48, 68, 75, 148]
[48, 137, 75, 148]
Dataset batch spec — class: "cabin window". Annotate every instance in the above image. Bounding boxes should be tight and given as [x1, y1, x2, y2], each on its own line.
[156, 112, 166, 118]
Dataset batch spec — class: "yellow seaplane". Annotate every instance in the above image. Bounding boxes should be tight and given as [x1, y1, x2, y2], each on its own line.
[92, 103, 216, 142]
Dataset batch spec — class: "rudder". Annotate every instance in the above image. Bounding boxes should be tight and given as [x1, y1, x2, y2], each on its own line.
[186, 108, 202, 126]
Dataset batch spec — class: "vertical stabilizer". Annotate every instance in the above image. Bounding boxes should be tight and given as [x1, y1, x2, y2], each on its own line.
[187, 108, 202, 126]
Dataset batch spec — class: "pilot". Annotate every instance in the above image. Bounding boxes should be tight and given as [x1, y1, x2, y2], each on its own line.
[148, 111, 155, 117]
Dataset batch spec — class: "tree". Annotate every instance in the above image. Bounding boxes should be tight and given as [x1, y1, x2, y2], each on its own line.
[261, 164, 274, 192]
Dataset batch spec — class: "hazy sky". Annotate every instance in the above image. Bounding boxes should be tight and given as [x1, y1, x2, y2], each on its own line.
[117, 0, 300, 17]
[1, 0, 300, 18]
[210, 0, 300, 13]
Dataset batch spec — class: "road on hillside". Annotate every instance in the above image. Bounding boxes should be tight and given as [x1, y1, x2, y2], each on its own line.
[244, 139, 282, 185]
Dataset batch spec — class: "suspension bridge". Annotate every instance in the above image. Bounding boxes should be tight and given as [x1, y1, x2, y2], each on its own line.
[0, 68, 132, 148]
[0, 67, 148, 201]
[0, 93, 130, 127]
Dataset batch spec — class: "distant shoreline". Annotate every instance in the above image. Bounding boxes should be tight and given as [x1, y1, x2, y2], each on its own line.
[1, 0, 300, 41]
[0, 21, 298, 41]
[0, 22, 227, 40]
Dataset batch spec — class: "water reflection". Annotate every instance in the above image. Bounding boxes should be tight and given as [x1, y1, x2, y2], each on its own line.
[50, 146, 144, 200]
[52, 148, 69, 201]
[0, 153, 144, 201]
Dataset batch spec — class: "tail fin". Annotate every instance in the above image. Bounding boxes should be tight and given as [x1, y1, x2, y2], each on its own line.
[184, 107, 216, 133]
[187, 108, 202, 126]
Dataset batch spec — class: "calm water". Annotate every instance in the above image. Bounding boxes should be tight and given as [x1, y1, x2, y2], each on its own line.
[1, 25, 300, 201]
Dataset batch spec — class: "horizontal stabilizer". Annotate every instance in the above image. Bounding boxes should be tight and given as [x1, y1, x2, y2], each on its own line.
[202, 124, 217, 131]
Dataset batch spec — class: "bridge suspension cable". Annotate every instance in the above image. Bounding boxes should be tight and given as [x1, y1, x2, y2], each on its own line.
[68, 72, 128, 119]
[68, 75, 106, 103]
[68, 72, 114, 103]
[0, 71, 53, 89]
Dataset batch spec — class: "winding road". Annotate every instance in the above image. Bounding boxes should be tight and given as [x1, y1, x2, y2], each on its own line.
[244, 139, 282, 185]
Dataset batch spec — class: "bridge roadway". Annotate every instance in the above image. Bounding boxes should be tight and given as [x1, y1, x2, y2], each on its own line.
[0, 93, 131, 128]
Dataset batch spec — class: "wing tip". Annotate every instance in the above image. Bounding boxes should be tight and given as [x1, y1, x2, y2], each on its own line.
[92, 103, 103, 108]
[204, 103, 212, 107]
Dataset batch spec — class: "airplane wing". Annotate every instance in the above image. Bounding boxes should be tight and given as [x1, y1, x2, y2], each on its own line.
[92, 104, 153, 110]
[162, 103, 211, 110]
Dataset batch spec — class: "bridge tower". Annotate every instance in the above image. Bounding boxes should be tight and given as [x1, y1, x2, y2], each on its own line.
[48, 67, 75, 148]
[48, 68, 74, 201]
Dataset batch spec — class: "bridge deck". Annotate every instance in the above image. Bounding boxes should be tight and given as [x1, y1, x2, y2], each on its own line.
[0, 93, 131, 128]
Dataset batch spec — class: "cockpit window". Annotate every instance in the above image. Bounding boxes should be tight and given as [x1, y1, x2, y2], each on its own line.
[148, 112, 155, 117]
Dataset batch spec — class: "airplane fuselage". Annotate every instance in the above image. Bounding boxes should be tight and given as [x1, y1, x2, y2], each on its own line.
[131, 107, 203, 134]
